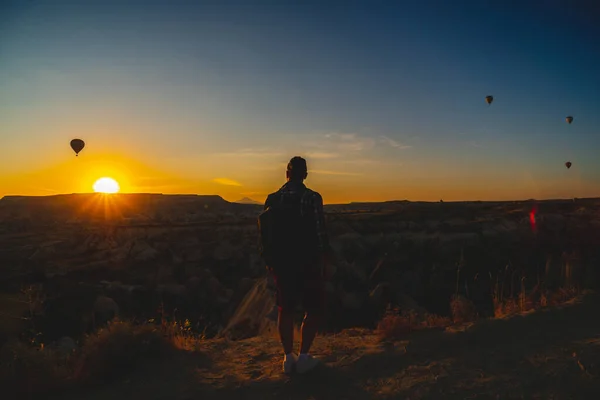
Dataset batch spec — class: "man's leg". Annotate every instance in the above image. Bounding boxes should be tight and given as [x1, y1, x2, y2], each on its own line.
[274, 273, 297, 354]
[273, 272, 299, 374]
[296, 268, 325, 373]
[278, 308, 294, 355]
[299, 309, 320, 354]
[299, 265, 325, 353]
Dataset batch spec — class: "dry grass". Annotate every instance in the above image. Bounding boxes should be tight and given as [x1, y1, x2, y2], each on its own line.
[377, 284, 581, 342]
[492, 282, 580, 318]
[160, 317, 206, 352]
[376, 307, 452, 340]
[0, 317, 206, 398]
[0, 340, 72, 397]
[73, 320, 172, 384]
[489, 257, 583, 319]
[450, 294, 478, 323]
[378, 266, 582, 342]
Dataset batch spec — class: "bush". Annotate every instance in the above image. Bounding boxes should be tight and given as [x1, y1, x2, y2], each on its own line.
[0, 340, 72, 398]
[73, 320, 171, 384]
[0, 316, 206, 397]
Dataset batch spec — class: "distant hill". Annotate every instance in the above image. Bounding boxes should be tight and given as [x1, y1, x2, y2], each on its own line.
[0, 193, 263, 223]
[0, 193, 230, 208]
[235, 197, 262, 205]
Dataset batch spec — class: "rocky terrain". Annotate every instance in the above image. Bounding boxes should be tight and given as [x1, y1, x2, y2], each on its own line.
[1, 194, 599, 347]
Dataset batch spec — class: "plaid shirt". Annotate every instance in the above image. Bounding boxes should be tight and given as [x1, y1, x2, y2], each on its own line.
[264, 181, 331, 254]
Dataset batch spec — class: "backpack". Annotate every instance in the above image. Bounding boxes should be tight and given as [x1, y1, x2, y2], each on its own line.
[258, 189, 318, 271]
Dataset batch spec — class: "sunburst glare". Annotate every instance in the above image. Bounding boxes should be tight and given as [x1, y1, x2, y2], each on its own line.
[93, 177, 120, 194]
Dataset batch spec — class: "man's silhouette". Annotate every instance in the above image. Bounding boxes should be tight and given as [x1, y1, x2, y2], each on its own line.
[263, 156, 333, 374]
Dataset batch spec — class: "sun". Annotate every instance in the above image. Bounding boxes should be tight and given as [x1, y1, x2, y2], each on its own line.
[93, 177, 120, 194]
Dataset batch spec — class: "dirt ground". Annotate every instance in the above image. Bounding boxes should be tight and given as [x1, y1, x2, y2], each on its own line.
[54, 292, 600, 400]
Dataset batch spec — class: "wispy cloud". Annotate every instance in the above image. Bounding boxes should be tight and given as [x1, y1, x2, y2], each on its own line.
[304, 152, 340, 159]
[379, 136, 412, 149]
[337, 158, 384, 166]
[467, 141, 484, 148]
[322, 132, 376, 152]
[212, 178, 242, 186]
[324, 133, 356, 140]
[316, 132, 411, 153]
[214, 148, 284, 158]
[311, 169, 365, 177]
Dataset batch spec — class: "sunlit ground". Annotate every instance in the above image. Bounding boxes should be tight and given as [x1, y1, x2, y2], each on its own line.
[93, 177, 120, 194]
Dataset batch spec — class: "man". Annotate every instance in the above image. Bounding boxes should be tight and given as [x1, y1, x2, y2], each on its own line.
[262, 156, 333, 375]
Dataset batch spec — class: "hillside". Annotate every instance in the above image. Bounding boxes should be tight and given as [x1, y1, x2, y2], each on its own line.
[2, 194, 600, 399]
[44, 291, 600, 400]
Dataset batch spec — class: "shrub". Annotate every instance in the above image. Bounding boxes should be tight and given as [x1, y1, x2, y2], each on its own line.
[0, 341, 72, 398]
[73, 320, 171, 384]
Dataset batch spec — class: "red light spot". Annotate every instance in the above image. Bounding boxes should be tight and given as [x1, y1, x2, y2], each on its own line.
[529, 206, 537, 231]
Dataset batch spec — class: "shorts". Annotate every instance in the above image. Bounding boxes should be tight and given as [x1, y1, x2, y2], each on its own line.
[271, 263, 325, 314]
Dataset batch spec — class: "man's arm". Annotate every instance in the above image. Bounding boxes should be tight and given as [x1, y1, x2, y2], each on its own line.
[262, 194, 273, 273]
[312, 192, 331, 255]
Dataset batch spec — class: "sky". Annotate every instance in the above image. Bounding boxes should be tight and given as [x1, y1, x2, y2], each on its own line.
[1, 0, 600, 204]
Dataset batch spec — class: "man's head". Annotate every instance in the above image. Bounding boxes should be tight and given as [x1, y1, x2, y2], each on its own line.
[286, 156, 308, 182]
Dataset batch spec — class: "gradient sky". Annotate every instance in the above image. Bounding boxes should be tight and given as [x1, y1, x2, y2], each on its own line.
[1, 0, 599, 203]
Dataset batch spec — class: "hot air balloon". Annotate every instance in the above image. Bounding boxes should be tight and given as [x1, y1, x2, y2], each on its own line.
[565, 161, 572, 169]
[485, 95, 494, 105]
[566, 116, 573, 124]
[70, 139, 85, 156]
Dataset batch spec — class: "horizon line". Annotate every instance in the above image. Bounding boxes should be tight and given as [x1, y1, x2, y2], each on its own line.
[1, 192, 597, 205]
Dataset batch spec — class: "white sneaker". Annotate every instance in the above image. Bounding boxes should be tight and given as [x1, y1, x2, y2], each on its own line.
[283, 353, 298, 374]
[295, 354, 320, 374]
